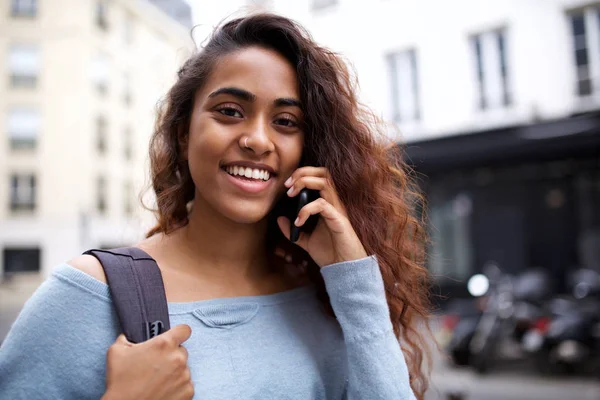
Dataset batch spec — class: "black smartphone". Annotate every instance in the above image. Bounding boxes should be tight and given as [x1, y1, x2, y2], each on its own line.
[273, 187, 320, 243]
[289, 188, 320, 242]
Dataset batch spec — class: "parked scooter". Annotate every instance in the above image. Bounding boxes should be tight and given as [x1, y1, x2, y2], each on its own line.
[439, 296, 483, 366]
[468, 263, 553, 374]
[532, 268, 600, 375]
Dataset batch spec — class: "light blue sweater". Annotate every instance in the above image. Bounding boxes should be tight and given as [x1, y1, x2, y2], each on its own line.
[0, 256, 415, 400]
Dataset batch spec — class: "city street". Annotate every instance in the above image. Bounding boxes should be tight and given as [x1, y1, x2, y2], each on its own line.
[426, 356, 600, 400]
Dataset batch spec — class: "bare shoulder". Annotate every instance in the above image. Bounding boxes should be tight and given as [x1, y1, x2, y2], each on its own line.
[67, 255, 107, 284]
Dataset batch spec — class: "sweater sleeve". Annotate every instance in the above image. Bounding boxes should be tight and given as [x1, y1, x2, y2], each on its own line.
[0, 264, 121, 400]
[321, 256, 416, 400]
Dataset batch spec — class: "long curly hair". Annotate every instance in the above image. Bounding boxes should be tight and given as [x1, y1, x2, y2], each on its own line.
[146, 13, 432, 398]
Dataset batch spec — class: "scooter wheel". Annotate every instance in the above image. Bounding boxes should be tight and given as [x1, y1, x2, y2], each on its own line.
[451, 349, 470, 366]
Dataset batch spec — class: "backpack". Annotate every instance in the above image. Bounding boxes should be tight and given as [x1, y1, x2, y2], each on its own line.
[83, 247, 170, 343]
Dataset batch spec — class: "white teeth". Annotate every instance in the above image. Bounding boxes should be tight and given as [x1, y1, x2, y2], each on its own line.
[224, 165, 271, 181]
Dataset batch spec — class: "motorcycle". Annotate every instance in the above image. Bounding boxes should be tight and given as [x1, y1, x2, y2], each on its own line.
[532, 268, 600, 375]
[468, 264, 553, 374]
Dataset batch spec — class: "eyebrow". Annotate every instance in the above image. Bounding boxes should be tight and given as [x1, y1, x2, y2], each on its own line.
[208, 87, 302, 108]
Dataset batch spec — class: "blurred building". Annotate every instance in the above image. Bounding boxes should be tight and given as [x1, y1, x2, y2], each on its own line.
[199, 0, 600, 298]
[149, 0, 193, 28]
[0, 0, 193, 280]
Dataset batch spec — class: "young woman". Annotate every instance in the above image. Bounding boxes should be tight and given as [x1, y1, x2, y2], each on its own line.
[0, 13, 431, 400]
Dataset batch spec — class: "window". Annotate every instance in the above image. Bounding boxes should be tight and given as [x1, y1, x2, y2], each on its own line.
[10, 173, 36, 211]
[97, 176, 107, 213]
[123, 12, 134, 45]
[124, 180, 133, 216]
[8, 44, 40, 88]
[312, 0, 337, 10]
[3, 247, 41, 275]
[123, 72, 132, 106]
[569, 7, 600, 97]
[91, 53, 109, 95]
[471, 29, 511, 110]
[428, 193, 474, 283]
[387, 49, 420, 123]
[8, 108, 39, 149]
[124, 127, 132, 160]
[96, 0, 108, 30]
[96, 116, 107, 153]
[11, 0, 37, 18]
[247, 0, 272, 8]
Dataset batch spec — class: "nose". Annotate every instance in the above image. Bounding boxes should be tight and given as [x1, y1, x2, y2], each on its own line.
[241, 116, 275, 155]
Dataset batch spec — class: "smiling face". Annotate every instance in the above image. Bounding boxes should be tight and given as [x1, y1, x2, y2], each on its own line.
[186, 46, 304, 224]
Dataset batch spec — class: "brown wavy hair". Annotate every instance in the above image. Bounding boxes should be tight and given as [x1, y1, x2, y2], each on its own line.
[146, 13, 431, 398]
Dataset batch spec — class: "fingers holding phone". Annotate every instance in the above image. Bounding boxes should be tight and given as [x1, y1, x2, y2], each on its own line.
[278, 167, 367, 267]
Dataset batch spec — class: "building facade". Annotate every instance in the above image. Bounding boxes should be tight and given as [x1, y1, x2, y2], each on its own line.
[0, 0, 193, 280]
[196, 0, 600, 297]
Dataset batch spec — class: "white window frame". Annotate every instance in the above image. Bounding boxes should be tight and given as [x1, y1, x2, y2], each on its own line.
[97, 176, 107, 214]
[96, 0, 109, 30]
[124, 126, 132, 160]
[124, 180, 133, 216]
[471, 28, 511, 111]
[96, 116, 107, 153]
[7, 107, 39, 149]
[11, 0, 37, 18]
[90, 53, 109, 95]
[312, 0, 337, 11]
[10, 173, 36, 211]
[387, 49, 420, 124]
[8, 44, 40, 88]
[569, 7, 600, 100]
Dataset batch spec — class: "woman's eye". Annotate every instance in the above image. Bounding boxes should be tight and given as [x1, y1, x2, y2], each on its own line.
[218, 107, 243, 118]
[275, 118, 297, 128]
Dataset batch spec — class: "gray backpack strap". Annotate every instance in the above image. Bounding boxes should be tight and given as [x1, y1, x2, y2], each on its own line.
[83, 247, 170, 343]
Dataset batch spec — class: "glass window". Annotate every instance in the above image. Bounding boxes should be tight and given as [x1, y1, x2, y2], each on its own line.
[96, 116, 107, 153]
[312, 0, 337, 10]
[96, 0, 108, 30]
[91, 53, 109, 95]
[3, 247, 41, 274]
[123, 72, 132, 106]
[123, 12, 134, 45]
[97, 176, 107, 213]
[8, 44, 40, 88]
[387, 49, 420, 123]
[11, 0, 37, 18]
[471, 29, 510, 110]
[7, 108, 39, 150]
[124, 180, 133, 216]
[568, 8, 600, 97]
[124, 127, 132, 160]
[428, 193, 474, 283]
[10, 173, 36, 211]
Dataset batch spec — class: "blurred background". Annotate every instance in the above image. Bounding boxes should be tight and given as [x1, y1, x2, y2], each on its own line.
[1, 0, 599, 399]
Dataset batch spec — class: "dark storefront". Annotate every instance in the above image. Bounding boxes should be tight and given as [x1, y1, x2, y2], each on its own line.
[404, 112, 600, 303]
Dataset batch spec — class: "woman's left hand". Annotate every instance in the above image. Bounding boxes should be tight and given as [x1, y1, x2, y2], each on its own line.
[277, 167, 368, 268]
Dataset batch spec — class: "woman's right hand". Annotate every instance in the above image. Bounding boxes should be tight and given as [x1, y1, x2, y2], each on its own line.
[101, 324, 194, 400]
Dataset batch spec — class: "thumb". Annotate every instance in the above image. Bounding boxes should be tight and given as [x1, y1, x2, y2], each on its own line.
[162, 324, 192, 345]
[115, 333, 134, 348]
